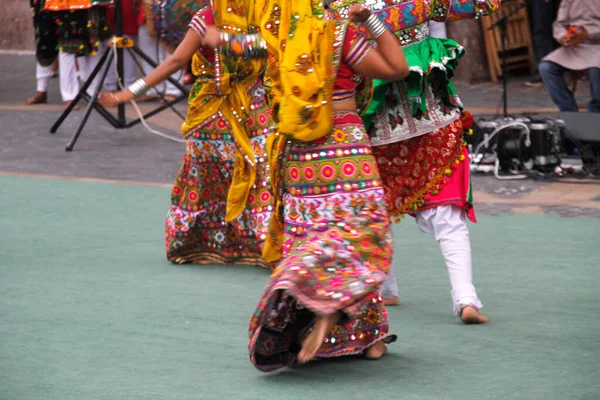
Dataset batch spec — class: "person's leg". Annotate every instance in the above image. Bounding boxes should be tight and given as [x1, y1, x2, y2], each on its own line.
[381, 252, 400, 305]
[539, 61, 579, 112]
[59, 51, 80, 103]
[530, 0, 557, 70]
[134, 26, 162, 100]
[415, 205, 487, 323]
[122, 36, 138, 88]
[25, 62, 52, 104]
[587, 68, 600, 113]
[79, 41, 109, 96]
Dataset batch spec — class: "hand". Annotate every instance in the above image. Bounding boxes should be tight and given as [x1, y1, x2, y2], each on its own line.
[98, 91, 133, 108]
[348, 4, 371, 23]
[561, 26, 589, 48]
[202, 25, 219, 49]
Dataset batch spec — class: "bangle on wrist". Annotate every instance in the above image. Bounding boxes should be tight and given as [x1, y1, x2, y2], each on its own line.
[365, 14, 386, 39]
[127, 79, 149, 98]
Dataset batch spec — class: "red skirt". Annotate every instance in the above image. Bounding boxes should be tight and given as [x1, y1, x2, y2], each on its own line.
[372, 118, 465, 217]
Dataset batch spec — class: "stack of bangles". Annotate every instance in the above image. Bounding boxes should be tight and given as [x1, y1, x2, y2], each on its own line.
[128, 79, 149, 98]
[365, 14, 386, 39]
[219, 32, 268, 59]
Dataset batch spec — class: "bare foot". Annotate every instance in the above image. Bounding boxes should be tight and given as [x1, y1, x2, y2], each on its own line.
[365, 341, 388, 360]
[136, 94, 159, 103]
[160, 94, 178, 104]
[460, 306, 489, 324]
[25, 92, 47, 105]
[298, 312, 341, 364]
[64, 100, 80, 111]
[383, 296, 399, 306]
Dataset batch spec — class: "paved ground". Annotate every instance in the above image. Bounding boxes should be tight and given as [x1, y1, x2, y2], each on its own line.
[1, 52, 600, 218]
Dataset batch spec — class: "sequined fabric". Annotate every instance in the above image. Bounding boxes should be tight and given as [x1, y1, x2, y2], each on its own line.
[165, 78, 273, 268]
[372, 118, 464, 216]
[248, 113, 395, 372]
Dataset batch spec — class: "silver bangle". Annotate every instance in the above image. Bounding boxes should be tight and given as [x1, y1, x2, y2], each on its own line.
[365, 14, 386, 39]
[128, 79, 149, 98]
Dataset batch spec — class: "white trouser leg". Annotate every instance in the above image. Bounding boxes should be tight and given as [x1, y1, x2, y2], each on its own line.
[77, 41, 108, 96]
[58, 51, 80, 102]
[104, 37, 138, 91]
[36, 63, 53, 92]
[137, 26, 183, 96]
[429, 21, 448, 39]
[380, 250, 399, 299]
[414, 205, 482, 316]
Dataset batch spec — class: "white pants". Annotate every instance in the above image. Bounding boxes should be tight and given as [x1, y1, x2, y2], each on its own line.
[137, 25, 183, 96]
[58, 44, 107, 98]
[381, 205, 483, 316]
[36, 63, 53, 93]
[36, 52, 79, 102]
[104, 37, 138, 92]
[429, 21, 448, 39]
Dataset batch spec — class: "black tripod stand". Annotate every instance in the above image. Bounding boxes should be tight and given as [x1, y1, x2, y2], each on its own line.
[50, 0, 189, 151]
[488, 1, 529, 117]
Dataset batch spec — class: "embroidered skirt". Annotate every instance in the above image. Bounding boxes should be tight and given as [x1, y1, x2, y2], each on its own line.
[248, 112, 395, 372]
[372, 118, 465, 217]
[416, 145, 476, 223]
[165, 85, 273, 268]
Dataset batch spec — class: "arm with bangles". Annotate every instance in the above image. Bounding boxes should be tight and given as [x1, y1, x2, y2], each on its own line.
[331, 0, 504, 35]
[98, 9, 220, 107]
[345, 4, 408, 81]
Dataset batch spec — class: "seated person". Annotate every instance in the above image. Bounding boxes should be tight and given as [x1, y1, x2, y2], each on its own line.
[539, 0, 599, 113]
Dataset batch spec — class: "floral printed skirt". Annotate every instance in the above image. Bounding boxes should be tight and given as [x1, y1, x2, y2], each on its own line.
[248, 112, 396, 372]
[165, 102, 273, 268]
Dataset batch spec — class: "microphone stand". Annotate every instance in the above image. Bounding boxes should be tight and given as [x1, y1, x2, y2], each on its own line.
[488, 1, 529, 117]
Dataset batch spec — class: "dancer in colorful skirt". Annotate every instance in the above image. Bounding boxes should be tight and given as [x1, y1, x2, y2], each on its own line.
[220, 1, 408, 370]
[26, 0, 112, 107]
[98, 4, 273, 268]
[328, 0, 506, 323]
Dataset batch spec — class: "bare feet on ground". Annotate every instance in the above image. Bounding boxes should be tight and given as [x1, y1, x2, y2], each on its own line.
[160, 94, 178, 104]
[64, 100, 80, 111]
[383, 296, 399, 306]
[136, 94, 159, 102]
[25, 92, 47, 105]
[365, 341, 388, 360]
[460, 306, 489, 324]
[298, 312, 341, 364]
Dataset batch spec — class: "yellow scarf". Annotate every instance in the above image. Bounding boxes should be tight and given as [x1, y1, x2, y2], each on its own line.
[245, 0, 347, 262]
[181, 2, 264, 222]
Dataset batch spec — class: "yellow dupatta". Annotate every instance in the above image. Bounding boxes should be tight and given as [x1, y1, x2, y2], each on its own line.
[181, 2, 264, 222]
[245, 0, 347, 262]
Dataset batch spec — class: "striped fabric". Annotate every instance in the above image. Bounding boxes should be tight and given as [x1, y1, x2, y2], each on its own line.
[344, 36, 371, 68]
[332, 88, 355, 103]
[188, 13, 207, 38]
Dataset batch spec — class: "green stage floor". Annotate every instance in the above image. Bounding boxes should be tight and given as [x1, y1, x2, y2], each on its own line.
[1, 175, 598, 400]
